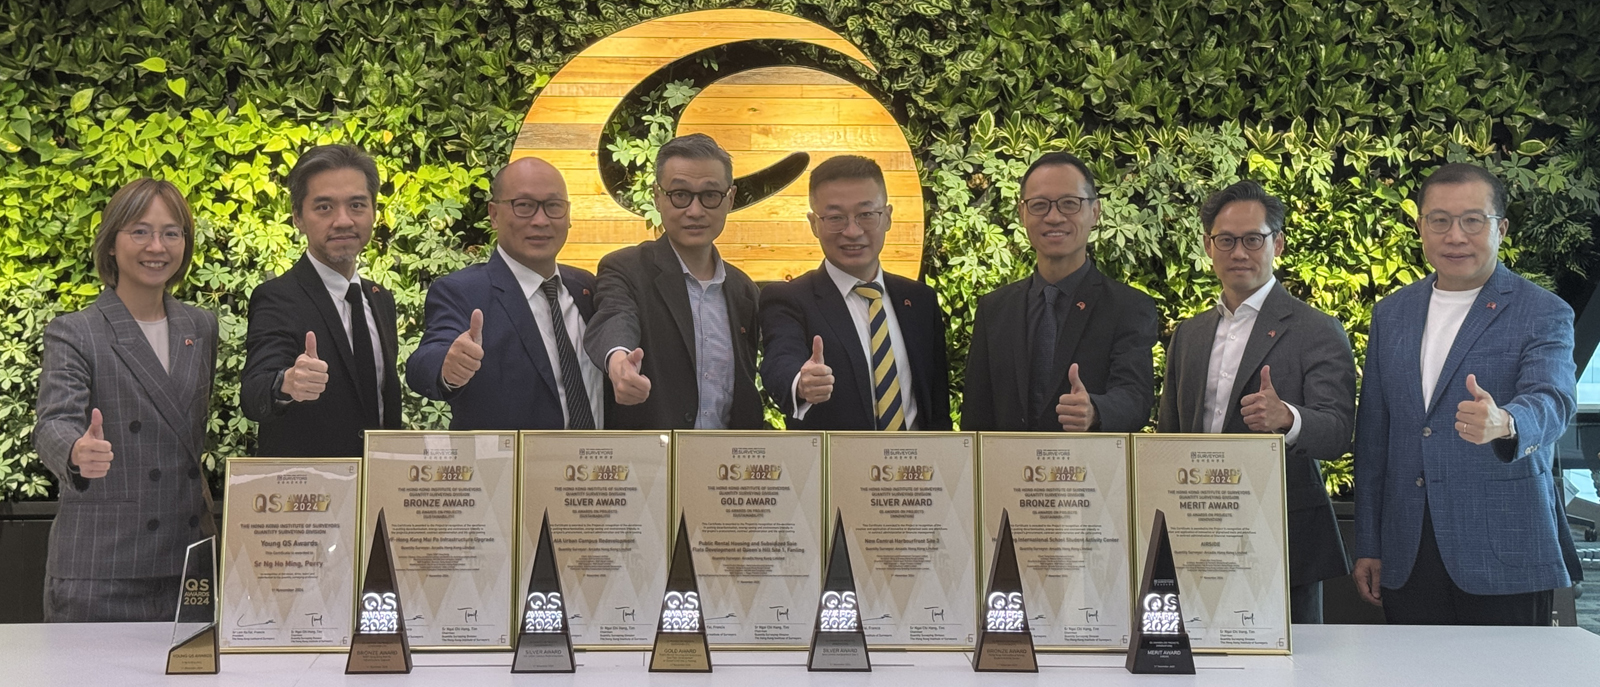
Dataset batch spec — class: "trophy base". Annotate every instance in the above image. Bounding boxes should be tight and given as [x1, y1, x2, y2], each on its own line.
[1126, 636, 1196, 674]
[971, 632, 1037, 672]
[808, 632, 871, 671]
[345, 633, 413, 674]
[166, 624, 218, 675]
[511, 633, 575, 673]
[649, 632, 711, 672]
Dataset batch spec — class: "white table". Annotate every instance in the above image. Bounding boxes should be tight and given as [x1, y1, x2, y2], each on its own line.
[2, 624, 1595, 686]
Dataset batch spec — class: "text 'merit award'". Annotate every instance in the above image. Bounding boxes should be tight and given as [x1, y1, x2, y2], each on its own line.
[1126, 509, 1194, 674]
[807, 509, 870, 672]
[166, 536, 219, 675]
[972, 509, 1036, 672]
[512, 510, 575, 673]
[346, 509, 412, 674]
[649, 512, 711, 672]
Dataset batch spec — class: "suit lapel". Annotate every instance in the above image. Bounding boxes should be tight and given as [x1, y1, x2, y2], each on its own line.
[1225, 285, 1292, 430]
[885, 277, 923, 426]
[996, 282, 1031, 416]
[649, 238, 698, 365]
[1425, 267, 1513, 416]
[163, 296, 202, 425]
[489, 252, 560, 399]
[1049, 269, 1102, 393]
[1184, 308, 1222, 432]
[812, 268, 874, 419]
[96, 291, 197, 456]
[1397, 277, 1432, 415]
[560, 265, 596, 321]
[291, 255, 363, 404]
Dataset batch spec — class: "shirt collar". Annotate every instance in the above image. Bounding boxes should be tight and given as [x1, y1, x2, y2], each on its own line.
[497, 245, 556, 302]
[1218, 275, 1276, 318]
[823, 259, 885, 299]
[306, 251, 362, 294]
[672, 244, 727, 285]
[1030, 256, 1092, 297]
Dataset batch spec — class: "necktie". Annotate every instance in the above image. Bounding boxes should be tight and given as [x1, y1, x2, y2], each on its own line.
[1028, 284, 1061, 422]
[343, 283, 380, 426]
[540, 277, 596, 430]
[852, 282, 905, 431]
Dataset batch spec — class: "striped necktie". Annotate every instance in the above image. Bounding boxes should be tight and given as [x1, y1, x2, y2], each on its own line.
[852, 281, 905, 431]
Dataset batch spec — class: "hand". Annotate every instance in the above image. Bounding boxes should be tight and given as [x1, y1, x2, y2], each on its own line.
[280, 332, 329, 402]
[797, 336, 834, 404]
[608, 348, 652, 406]
[442, 309, 485, 388]
[1456, 374, 1512, 444]
[1241, 365, 1293, 433]
[1055, 364, 1098, 432]
[1352, 557, 1383, 607]
[70, 408, 114, 479]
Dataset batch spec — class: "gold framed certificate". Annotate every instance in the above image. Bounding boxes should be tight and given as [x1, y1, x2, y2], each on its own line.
[826, 432, 977, 650]
[1131, 434, 1290, 654]
[672, 430, 825, 649]
[362, 431, 519, 651]
[518, 431, 672, 649]
[219, 457, 360, 653]
[978, 433, 1132, 651]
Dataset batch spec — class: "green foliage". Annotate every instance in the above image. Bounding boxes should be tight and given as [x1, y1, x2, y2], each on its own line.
[1, 0, 1597, 500]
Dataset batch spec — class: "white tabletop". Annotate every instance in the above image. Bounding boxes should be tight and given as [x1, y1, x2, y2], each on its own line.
[1, 623, 1595, 687]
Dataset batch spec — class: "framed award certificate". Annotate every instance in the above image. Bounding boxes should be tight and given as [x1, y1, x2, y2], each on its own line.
[219, 457, 360, 652]
[362, 431, 519, 650]
[672, 431, 825, 649]
[519, 431, 672, 649]
[978, 433, 1132, 650]
[1131, 434, 1290, 654]
[826, 432, 977, 650]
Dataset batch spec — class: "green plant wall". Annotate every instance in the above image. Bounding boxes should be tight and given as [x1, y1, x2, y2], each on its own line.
[0, 0, 1596, 500]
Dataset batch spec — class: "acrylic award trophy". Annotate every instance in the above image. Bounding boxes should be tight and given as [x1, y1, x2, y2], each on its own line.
[1126, 509, 1195, 674]
[346, 509, 412, 674]
[807, 509, 870, 671]
[512, 510, 575, 672]
[972, 509, 1037, 672]
[648, 512, 711, 672]
[167, 536, 219, 674]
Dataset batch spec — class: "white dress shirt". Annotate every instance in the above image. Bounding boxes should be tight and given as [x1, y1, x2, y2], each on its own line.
[1421, 284, 1482, 410]
[498, 246, 605, 429]
[791, 261, 919, 428]
[307, 253, 386, 424]
[1204, 277, 1302, 443]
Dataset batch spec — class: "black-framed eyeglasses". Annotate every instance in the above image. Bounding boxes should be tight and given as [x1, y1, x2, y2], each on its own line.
[491, 198, 569, 219]
[656, 184, 732, 210]
[1421, 210, 1501, 236]
[1206, 230, 1279, 252]
[816, 209, 888, 233]
[1021, 195, 1096, 217]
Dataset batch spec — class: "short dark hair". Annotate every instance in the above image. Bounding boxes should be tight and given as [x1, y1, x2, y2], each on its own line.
[287, 144, 379, 215]
[1019, 152, 1097, 199]
[93, 178, 196, 290]
[1200, 180, 1286, 234]
[1417, 162, 1508, 217]
[655, 133, 734, 185]
[809, 155, 886, 199]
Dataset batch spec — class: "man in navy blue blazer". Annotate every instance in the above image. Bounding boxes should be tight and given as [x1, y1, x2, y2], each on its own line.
[759, 155, 950, 430]
[407, 158, 604, 430]
[1353, 163, 1578, 625]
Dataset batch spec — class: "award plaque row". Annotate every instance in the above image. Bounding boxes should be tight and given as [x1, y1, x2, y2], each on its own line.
[215, 430, 1291, 660]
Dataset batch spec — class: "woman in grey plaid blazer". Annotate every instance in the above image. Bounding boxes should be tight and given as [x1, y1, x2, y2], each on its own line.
[33, 179, 218, 622]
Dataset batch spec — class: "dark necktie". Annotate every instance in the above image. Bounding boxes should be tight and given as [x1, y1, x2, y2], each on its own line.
[1028, 284, 1061, 422]
[343, 283, 380, 426]
[540, 277, 596, 430]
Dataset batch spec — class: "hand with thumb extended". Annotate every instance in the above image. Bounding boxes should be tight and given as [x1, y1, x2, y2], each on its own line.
[1056, 363, 1098, 432]
[1456, 373, 1511, 444]
[609, 347, 652, 405]
[443, 309, 486, 389]
[798, 335, 834, 404]
[71, 408, 115, 479]
[281, 331, 330, 402]
[1241, 365, 1292, 433]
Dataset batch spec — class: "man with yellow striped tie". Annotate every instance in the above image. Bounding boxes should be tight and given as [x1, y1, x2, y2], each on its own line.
[759, 156, 952, 431]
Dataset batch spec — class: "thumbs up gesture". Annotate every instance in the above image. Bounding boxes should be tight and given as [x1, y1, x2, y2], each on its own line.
[797, 336, 834, 404]
[1241, 365, 1293, 433]
[280, 331, 330, 402]
[608, 347, 652, 406]
[71, 408, 115, 479]
[1456, 374, 1512, 444]
[1055, 363, 1098, 432]
[442, 309, 485, 388]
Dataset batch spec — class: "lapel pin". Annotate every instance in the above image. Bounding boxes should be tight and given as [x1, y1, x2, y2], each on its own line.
[185, 338, 193, 346]
[903, 298, 911, 307]
[1267, 330, 1276, 338]
[371, 285, 379, 294]
[583, 288, 590, 296]
[1076, 301, 1086, 310]
[740, 327, 747, 334]
[1487, 302, 1496, 310]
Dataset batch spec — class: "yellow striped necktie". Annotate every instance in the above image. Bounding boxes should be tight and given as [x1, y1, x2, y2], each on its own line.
[852, 282, 905, 431]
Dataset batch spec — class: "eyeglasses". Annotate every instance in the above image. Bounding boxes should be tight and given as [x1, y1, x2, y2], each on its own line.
[1206, 230, 1279, 252]
[121, 228, 186, 245]
[656, 185, 732, 210]
[491, 198, 569, 219]
[1021, 195, 1096, 217]
[1421, 210, 1501, 235]
[816, 209, 888, 233]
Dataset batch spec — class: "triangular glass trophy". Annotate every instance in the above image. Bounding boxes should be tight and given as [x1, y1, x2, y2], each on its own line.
[972, 509, 1037, 671]
[346, 509, 413, 674]
[808, 509, 870, 671]
[1126, 509, 1195, 674]
[512, 510, 575, 672]
[649, 512, 711, 672]
[166, 536, 218, 674]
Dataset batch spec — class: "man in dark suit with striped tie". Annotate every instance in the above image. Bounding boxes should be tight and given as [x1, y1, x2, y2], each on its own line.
[759, 155, 951, 431]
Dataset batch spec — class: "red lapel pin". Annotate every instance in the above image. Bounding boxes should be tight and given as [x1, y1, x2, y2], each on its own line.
[1267, 330, 1276, 338]
[583, 288, 590, 296]
[184, 338, 193, 346]
[1076, 301, 1086, 310]
[371, 285, 379, 294]
[903, 299, 911, 307]
[740, 327, 747, 334]
[1487, 302, 1496, 310]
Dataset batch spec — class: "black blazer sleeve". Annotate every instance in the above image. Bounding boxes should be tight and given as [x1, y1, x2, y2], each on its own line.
[757, 280, 810, 416]
[1091, 288, 1159, 432]
[919, 289, 953, 430]
[240, 279, 298, 422]
[1155, 318, 1186, 434]
[1288, 311, 1358, 463]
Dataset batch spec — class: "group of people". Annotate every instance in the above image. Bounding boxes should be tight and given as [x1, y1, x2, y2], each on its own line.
[34, 134, 1577, 633]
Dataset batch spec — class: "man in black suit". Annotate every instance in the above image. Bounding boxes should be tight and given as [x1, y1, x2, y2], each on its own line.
[759, 155, 950, 430]
[582, 133, 763, 430]
[242, 144, 401, 456]
[961, 152, 1158, 432]
[1157, 180, 1355, 622]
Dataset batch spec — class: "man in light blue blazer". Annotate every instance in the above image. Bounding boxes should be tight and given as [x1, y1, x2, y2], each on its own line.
[1353, 163, 1578, 625]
